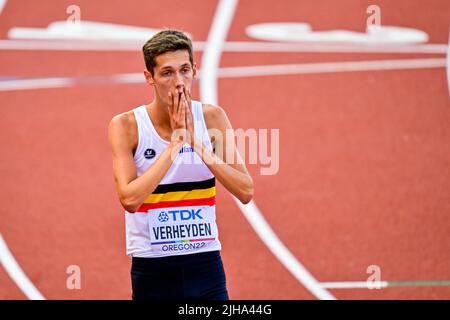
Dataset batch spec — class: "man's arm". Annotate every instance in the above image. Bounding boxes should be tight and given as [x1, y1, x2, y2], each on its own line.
[108, 113, 182, 213]
[194, 104, 254, 204]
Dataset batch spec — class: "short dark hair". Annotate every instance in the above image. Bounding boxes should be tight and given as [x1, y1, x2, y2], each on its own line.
[142, 29, 194, 76]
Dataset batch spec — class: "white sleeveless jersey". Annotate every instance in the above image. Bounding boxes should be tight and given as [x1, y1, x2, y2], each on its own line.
[125, 101, 221, 258]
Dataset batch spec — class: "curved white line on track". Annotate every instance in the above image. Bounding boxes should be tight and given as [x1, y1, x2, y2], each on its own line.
[0, 0, 45, 301]
[0, 233, 45, 300]
[200, 0, 335, 300]
[234, 201, 336, 300]
[200, 0, 238, 104]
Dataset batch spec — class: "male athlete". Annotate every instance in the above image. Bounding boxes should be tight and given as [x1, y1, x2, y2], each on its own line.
[108, 29, 253, 300]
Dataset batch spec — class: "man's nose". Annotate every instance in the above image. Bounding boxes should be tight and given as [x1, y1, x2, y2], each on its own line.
[174, 72, 184, 92]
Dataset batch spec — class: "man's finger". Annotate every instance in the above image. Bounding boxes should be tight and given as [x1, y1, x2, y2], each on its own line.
[176, 87, 183, 111]
[185, 98, 191, 126]
[177, 91, 185, 121]
[168, 91, 174, 114]
[185, 88, 191, 104]
[184, 93, 192, 123]
[186, 89, 192, 113]
[173, 91, 179, 115]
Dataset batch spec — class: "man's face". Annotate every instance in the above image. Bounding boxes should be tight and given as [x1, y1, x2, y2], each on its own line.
[147, 49, 196, 105]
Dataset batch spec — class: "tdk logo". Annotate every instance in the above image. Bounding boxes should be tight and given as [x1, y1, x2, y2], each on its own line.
[158, 209, 203, 222]
[144, 148, 156, 159]
[158, 211, 169, 222]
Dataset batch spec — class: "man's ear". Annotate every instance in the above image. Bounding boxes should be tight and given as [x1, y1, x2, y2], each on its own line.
[144, 69, 154, 85]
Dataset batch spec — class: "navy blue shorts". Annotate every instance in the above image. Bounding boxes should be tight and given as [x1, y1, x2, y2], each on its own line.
[131, 250, 229, 300]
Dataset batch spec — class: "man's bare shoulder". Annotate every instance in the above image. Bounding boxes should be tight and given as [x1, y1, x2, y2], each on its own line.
[109, 110, 137, 131]
[108, 110, 138, 149]
[109, 110, 136, 128]
[202, 103, 228, 129]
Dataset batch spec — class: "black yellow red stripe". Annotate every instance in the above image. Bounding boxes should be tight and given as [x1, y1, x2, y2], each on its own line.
[136, 177, 216, 212]
[153, 177, 215, 194]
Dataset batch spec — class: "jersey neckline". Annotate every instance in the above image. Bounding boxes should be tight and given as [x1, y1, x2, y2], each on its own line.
[141, 104, 170, 145]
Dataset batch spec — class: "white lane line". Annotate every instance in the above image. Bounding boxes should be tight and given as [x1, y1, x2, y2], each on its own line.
[0, 1, 45, 301]
[0, 77, 74, 91]
[217, 58, 447, 78]
[0, 39, 447, 54]
[321, 281, 389, 289]
[235, 201, 336, 300]
[0, 0, 6, 15]
[222, 42, 448, 54]
[0, 39, 143, 51]
[1, 58, 445, 92]
[321, 280, 450, 289]
[199, 0, 335, 300]
[121, 57, 447, 82]
[199, 0, 238, 105]
[0, 233, 45, 300]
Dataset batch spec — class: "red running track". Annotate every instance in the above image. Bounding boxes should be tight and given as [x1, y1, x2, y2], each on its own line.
[0, 0, 449, 299]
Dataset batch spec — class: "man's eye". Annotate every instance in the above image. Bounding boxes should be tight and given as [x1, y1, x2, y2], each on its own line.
[162, 71, 171, 76]
[182, 68, 190, 73]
